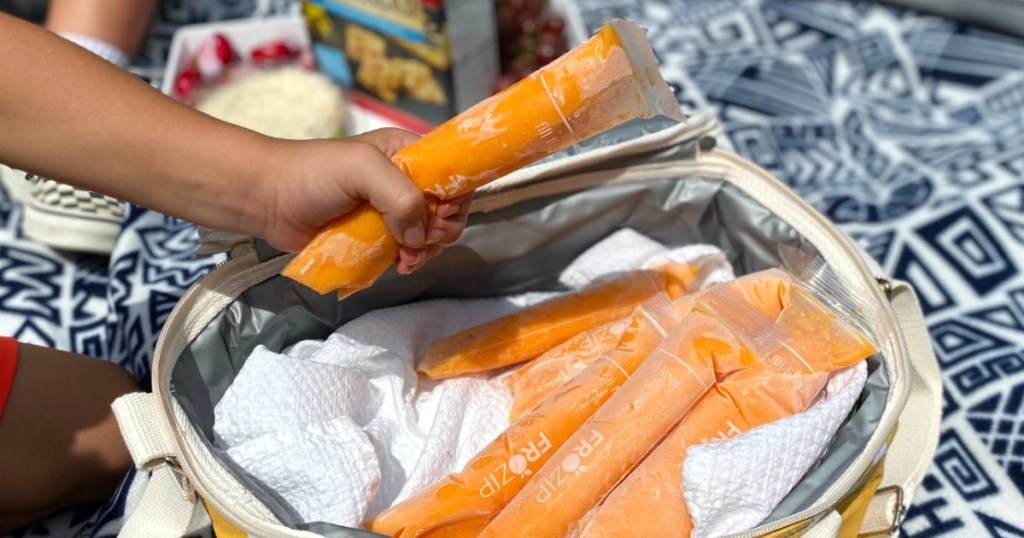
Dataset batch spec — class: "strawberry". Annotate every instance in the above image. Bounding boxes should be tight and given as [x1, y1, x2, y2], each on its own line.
[251, 41, 299, 64]
[196, 33, 235, 80]
[211, 33, 234, 64]
[174, 67, 201, 100]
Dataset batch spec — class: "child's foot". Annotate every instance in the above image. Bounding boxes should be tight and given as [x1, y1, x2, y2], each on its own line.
[0, 165, 124, 255]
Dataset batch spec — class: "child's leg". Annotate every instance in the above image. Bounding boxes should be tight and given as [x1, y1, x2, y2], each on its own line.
[0, 342, 139, 533]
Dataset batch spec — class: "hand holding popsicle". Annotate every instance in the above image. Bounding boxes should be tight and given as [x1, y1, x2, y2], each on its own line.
[282, 19, 684, 298]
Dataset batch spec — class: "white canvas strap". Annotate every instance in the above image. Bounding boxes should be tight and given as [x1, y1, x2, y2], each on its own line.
[113, 392, 201, 538]
[860, 279, 942, 536]
[804, 510, 843, 538]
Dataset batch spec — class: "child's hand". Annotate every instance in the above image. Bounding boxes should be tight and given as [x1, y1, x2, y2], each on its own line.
[258, 128, 472, 274]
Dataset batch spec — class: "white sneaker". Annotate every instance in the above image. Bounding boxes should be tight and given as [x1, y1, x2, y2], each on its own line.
[0, 165, 124, 255]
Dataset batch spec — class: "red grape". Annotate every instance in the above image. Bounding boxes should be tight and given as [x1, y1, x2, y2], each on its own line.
[536, 42, 558, 65]
[516, 12, 538, 35]
[542, 14, 566, 35]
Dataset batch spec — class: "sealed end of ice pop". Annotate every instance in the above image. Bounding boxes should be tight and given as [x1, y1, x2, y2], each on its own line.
[636, 290, 683, 335]
[606, 19, 685, 122]
[682, 269, 794, 377]
[696, 281, 777, 352]
[792, 256, 878, 347]
[771, 286, 878, 372]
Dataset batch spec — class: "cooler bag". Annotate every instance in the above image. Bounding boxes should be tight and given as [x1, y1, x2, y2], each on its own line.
[111, 111, 942, 538]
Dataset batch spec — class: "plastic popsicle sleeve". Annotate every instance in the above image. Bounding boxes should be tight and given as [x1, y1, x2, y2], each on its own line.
[281, 19, 685, 298]
[573, 270, 878, 537]
[364, 293, 682, 538]
[417, 264, 696, 380]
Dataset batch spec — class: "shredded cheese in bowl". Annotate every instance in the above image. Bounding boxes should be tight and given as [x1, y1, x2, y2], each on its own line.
[196, 66, 347, 140]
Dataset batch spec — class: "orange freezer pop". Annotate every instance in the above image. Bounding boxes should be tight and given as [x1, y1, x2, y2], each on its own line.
[572, 365, 828, 538]
[365, 294, 682, 538]
[478, 312, 735, 538]
[506, 268, 789, 420]
[282, 19, 683, 298]
[417, 265, 697, 380]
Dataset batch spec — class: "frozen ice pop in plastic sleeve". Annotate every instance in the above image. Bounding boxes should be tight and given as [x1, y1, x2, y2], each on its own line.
[364, 293, 681, 538]
[282, 19, 685, 298]
[417, 264, 697, 380]
[477, 311, 727, 538]
[571, 283, 859, 538]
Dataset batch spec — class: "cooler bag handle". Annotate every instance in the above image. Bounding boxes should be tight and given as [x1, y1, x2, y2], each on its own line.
[860, 279, 942, 536]
[113, 392, 206, 538]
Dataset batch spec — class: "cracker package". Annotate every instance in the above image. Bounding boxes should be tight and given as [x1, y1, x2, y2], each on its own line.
[303, 0, 500, 133]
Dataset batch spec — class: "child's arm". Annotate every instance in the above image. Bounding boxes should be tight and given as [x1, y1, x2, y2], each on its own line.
[0, 12, 468, 272]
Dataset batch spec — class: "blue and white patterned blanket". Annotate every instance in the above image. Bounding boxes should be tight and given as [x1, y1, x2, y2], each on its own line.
[3, 0, 1023, 536]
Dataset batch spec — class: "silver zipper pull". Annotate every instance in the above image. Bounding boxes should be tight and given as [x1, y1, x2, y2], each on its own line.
[876, 277, 894, 299]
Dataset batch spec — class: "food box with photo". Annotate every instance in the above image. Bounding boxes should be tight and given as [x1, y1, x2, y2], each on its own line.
[302, 0, 501, 133]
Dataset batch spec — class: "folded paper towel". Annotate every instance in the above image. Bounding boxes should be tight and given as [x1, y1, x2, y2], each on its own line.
[685, 361, 869, 537]
[213, 231, 735, 526]
[226, 415, 381, 525]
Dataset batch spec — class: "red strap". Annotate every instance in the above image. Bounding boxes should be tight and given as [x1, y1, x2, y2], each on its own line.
[0, 336, 19, 423]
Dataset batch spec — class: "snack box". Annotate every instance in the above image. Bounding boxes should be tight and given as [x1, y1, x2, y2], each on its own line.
[301, 0, 501, 134]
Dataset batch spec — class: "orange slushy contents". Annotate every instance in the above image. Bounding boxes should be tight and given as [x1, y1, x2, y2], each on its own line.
[282, 19, 684, 298]
[281, 204, 397, 295]
[365, 293, 682, 538]
[417, 264, 696, 380]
